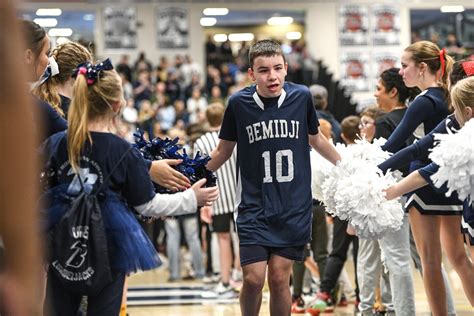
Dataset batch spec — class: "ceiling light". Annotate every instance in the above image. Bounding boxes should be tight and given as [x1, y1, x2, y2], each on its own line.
[286, 32, 302, 40]
[440, 6, 465, 13]
[267, 17, 293, 26]
[83, 14, 95, 21]
[33, 18, 58, 27]
[56, 37, 71, 45]
[36, 8, 62, 16]
[228, 33, 254, 42]
[200, 17, 217, 27]
[203, 8, 229, 16]
[48, 28, 73, 37]
[213, 34, 228, 42]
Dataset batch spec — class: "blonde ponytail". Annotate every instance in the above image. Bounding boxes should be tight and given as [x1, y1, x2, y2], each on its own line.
[67, 74, 91, 172]
[34, 79, 63, 116]
[33, 42, 92, 118]
[67, 59, 123, 172]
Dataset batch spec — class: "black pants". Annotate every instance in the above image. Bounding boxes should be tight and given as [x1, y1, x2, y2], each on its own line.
[44, 270, 125, 316]
[320, 217, 359, 299]
[292, 203, 329, 296]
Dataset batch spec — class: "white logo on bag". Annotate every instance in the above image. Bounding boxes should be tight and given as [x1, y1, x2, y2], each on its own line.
[65, 225, 90, 268]
[65, 240, 88, 268]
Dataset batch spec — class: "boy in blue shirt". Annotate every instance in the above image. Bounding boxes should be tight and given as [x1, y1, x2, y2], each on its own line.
[206, 39, 340, 315]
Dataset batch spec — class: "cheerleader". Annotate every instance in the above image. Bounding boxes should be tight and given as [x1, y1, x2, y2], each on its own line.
[385, 75, 474, 284]
[20, 20, 67, 142]
[379, 56, 474, 313]
[33, 41, 92, 118]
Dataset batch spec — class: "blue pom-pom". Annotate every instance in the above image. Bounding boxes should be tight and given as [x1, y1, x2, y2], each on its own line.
[133, 129, 217, 196]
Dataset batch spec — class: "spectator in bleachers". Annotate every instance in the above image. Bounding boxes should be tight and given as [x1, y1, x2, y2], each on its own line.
[152, 121, 165, 139]
[187, 86, 208, 124]
[137, 99, 155, 133]
[157, 99, 177, 132]
[133, 69, 153, 107]
[118, 71, 133, 101]
[184, 73, 203, 100]
[134, 51, 152, 73]
[220, 39, 234, 64]
[286, 40, 303, 83]
[236, 41, 250, 71]
[205, 35, 218, 66]
[220, 64, 235, 96]
[116, 54, 132, 83]
[309, 84, 342, 143]
[174, 99, 190, 127]
[166, 69, 182, 103]
[152, 81, 168, 107]
[209, 85, 225, 105]
[181, 55, 202, 88]
[155, 56, 169, 83]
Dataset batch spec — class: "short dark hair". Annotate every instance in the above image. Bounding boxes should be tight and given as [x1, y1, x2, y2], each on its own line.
[380, 68, 420, 103]
[341, 115, 360, 143]
[248, 39, 285, 69]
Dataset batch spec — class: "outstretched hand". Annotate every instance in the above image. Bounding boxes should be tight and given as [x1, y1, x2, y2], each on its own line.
[191, 178, 219, 206]
[383, 186, 396, 201]
[149, 159, 191, 191]
[200, 206, 213, 224]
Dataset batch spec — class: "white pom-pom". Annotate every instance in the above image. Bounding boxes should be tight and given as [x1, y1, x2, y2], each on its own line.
[430, 119, 474, 206]
[310, 149, 334, 201]
[322, 138, 404, 238]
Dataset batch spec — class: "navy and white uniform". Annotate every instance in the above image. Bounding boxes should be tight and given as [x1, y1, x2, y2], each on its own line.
[379, 114, 463, 215]
[418, 162, 474, 243]
[34, 95, 67, 143]
[219, 82, 319, 247]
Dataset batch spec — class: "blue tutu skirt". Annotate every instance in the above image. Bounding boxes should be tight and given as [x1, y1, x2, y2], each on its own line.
[405, 160, 463, 215]
[41, 185, 161, 274]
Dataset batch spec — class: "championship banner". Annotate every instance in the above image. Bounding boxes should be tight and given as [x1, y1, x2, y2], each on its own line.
[156, 7, 189, 49]
[103, 7, 137, 49]
[371, 4, 401, 45]
[340, 50, 370, 92]
[339, 4, 369, 46]
[372, 51, 400, 78]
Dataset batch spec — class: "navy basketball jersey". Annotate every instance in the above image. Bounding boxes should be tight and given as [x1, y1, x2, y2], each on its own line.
[219, 82, 319, 247]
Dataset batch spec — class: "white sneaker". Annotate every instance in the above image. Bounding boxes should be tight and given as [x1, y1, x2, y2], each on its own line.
[201, 282, 237, 298]
[202, 273, 220, 284]
[215, 282, 238, 298]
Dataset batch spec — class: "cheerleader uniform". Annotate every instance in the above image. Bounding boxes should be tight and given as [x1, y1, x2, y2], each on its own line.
[42, 131, 197, 314]
[379, 113, 463, 215]
[417, 158, 474, 244]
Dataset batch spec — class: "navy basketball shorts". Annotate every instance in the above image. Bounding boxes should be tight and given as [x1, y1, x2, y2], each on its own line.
[239, 244, 305, 266]
[210, 213, 234, 233]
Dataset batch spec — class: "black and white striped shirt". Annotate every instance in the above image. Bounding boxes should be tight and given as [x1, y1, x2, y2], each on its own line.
[194, 130, 236, 215]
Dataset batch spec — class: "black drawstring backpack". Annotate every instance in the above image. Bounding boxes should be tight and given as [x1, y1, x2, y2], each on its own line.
[49, 148, 131, 295]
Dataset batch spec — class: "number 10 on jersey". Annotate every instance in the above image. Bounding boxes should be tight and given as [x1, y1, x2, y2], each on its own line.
[262, 150, 294, 183]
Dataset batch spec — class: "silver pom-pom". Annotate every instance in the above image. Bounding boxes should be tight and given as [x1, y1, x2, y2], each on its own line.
[430, 119, 474, 206]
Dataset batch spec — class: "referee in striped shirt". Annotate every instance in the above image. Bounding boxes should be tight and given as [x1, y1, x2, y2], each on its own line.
[195, 103, 240, 295]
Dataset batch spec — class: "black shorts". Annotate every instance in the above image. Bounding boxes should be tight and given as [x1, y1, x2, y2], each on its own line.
[239, 244, 305, 266]
[210, 213, 234, 233]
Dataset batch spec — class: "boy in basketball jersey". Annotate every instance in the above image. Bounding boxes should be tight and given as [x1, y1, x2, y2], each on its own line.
[206, 39, 340, 315]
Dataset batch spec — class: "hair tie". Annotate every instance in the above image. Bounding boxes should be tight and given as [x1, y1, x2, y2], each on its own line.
[73, 58, 114, 85]
[462, 60, 474, 77]
[439, 48, 446, 78]
[78, 67, 87, 75]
